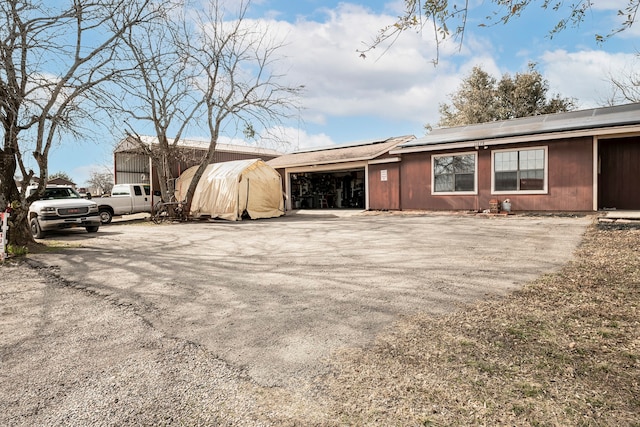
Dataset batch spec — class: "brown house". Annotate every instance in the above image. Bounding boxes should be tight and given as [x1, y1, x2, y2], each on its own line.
[268, 103, 640, 213]
[113, 135, 282, 192]
[391, 102, 640, 212]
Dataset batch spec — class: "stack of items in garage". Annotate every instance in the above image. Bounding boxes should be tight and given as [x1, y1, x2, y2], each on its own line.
[290, 171, 365, 209]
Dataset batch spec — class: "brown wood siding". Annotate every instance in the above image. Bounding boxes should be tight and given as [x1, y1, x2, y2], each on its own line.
[399, 137, 594, 212]
[368, 163, 400, 210]
[403, 150, 486, 211]
[399, 154, 430, 210]
[598, 136, 640, 209]
[506, 138, 593, 211]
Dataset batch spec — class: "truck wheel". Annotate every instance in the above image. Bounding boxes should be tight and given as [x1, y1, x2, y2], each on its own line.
[30, 218, 45, 239]
[86, 225, 99, 233]
[99, 208, 113, 224]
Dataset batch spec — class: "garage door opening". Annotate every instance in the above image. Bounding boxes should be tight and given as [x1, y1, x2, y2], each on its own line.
[290, 169, 365, 209]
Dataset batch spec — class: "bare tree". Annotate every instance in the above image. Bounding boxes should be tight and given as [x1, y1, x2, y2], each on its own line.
[361, 0, 639, 61]
[180, 0, 302, 213]
[0, 0, 159, 245]
[607, 54, 640, 104]
[86, 168, 114, 195]
[117, 0, 205, 201]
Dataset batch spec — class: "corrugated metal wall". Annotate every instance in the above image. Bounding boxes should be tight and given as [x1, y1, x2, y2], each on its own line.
[114, 147, 280, 186]
[115, 153, 151, 184]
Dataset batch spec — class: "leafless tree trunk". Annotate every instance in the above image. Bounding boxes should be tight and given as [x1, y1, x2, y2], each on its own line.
[116, 1, 205, 202]
[0, 0, 160, 246]
[182, 0, 302, 214]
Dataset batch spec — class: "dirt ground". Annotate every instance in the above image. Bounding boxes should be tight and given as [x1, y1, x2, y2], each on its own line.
[0, 212, 591, 425]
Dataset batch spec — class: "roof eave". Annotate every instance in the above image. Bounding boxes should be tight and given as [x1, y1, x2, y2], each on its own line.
[269, 135, 415, 169]
[269, 155, 376, 169]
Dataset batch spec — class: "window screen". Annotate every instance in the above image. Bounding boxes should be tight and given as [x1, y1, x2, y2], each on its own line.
[434, 153, 476, 192]
[494, 148, 545, 191]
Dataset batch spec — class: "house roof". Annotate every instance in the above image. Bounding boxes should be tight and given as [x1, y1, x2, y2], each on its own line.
[267, 135, 415, 169]
[47, 177, 76, 186]
[393, 102, 640, 154]
[114, 135, 283, 157]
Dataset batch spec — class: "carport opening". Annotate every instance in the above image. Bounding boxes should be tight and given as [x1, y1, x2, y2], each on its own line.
[290, 169, 365, 209]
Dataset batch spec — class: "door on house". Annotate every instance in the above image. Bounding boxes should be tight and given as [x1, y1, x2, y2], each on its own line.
[598, 136, 640, 210]
[368, 163, 400, 210]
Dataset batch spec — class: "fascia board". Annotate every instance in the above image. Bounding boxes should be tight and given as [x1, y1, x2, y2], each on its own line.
[390, 125, 640, 154]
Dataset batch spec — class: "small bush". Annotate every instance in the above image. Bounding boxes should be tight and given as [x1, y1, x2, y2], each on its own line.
[7, 244, 28, 257]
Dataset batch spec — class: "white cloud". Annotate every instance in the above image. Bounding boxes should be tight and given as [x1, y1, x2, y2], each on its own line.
[539, 49, 638, 107]
[279, 127, 336, 151]
[255, 126, 335, 152]
[591, 0, 631, 11]
[215, 127, 334, 152]
[238, 3, 639, 150]
[267, 3, 485, 130]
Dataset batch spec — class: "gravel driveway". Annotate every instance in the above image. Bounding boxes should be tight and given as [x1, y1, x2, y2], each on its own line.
[1, 212, 590, 425]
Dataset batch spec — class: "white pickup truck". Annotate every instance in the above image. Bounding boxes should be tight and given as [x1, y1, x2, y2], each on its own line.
[28, 185, 101, 238]
[96, 183, 159, 224]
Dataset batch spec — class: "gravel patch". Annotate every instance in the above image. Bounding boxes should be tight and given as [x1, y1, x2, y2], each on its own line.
[1, 213, 592, 425]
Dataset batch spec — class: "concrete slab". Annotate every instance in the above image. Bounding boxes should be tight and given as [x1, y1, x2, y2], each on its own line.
[287, 209, 365, 217]
[598, 210, 640, 225]
[600, 210, 640, 220]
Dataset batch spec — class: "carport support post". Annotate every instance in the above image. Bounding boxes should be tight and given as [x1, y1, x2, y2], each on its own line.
[285, 170, 292, 211]
[364, 164, 370, 210]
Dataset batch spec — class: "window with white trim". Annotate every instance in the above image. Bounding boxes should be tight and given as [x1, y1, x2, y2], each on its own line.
[493, 147, 546, 192]
[432, 152, 477, 194]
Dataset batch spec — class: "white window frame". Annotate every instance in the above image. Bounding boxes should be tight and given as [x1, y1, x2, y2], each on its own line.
[491, 146, 548, 195]
[431, 151, 478, 195]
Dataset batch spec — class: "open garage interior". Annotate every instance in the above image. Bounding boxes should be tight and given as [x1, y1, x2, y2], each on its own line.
[290, 169, 365, 209]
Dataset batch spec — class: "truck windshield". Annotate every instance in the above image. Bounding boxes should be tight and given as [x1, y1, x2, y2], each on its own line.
[48, 188, 81, 199]
[29, 187, 82, 199]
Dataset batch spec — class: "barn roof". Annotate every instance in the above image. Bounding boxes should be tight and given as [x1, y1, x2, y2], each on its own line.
[114, 135, 282, 157]
[267, 135, 415, 169]
[393, 102, 640, 154]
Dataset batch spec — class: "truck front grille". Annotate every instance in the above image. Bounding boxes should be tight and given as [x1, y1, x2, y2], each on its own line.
[58, 207, 89, 216]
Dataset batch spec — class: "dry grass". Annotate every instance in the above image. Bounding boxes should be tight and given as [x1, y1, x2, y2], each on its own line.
[315, 223, 640, 426]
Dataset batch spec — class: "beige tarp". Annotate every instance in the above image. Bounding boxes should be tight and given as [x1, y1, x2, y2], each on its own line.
[175, 159, 284, 221]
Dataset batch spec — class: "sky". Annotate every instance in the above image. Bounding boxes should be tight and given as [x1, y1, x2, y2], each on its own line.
[46, 0, 640, 186]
